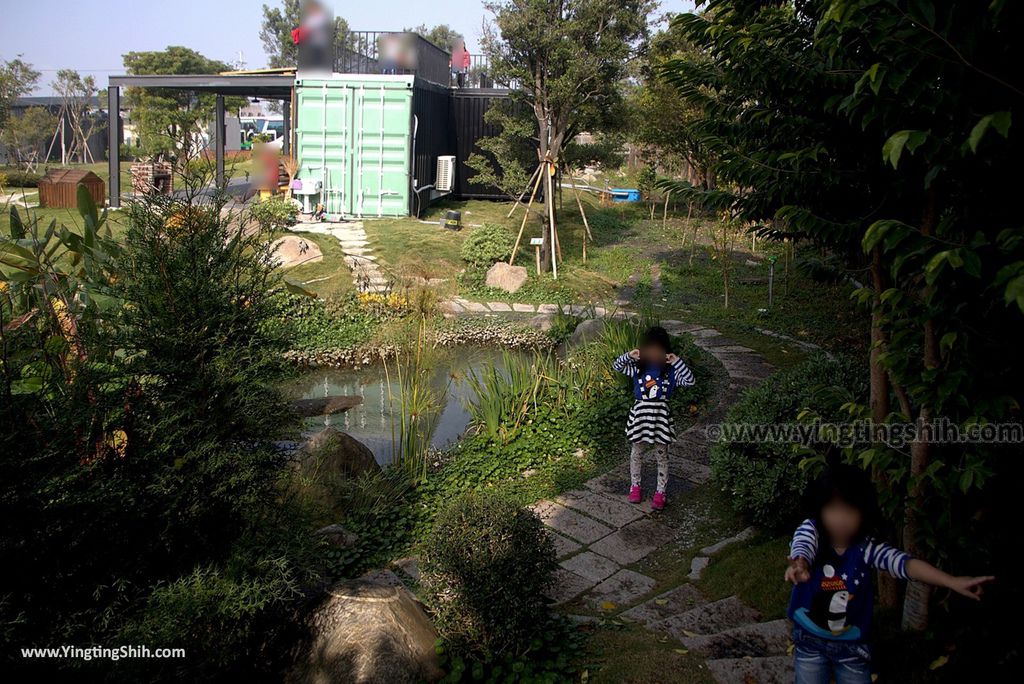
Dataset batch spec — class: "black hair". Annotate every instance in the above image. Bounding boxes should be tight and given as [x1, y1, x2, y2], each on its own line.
[801, 463, 880, 543]
[641, 326, 672, 355]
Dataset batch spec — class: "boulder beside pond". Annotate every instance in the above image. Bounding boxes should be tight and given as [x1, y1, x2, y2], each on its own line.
[485, 262, 529, 293]
[288, 580, 443, 684]
[299, 427, 379, 477]
[568, 318, 607, 347]
[291, 395, 363, 418]
[271, 235, 323, 268]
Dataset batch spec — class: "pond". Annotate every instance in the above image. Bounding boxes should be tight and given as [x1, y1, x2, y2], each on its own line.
[285, 347, 525, 465]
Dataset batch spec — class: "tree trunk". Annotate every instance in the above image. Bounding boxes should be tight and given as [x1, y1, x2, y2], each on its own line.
[869, 246, 899, 608]
[901, 190, 940, 631]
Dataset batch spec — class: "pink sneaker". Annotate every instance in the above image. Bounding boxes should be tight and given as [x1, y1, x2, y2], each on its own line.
[652, 492, 666, 511]
[628, 485, 642, 503]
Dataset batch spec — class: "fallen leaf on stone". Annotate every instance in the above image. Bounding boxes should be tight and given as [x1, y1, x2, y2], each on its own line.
[600, 601, 617, 611]
[787, 643, 795, 655]
[682, 629, 699, 637]
[655, 599, 669, 605]
[929, 656, 949, 671]
[673, 648, 689, 655]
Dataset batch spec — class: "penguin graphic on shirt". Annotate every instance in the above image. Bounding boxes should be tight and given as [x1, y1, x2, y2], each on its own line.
[638, 369, 669, 400]
[809, 564, 855, 636]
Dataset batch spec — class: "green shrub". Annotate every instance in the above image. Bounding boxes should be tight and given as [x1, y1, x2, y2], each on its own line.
[250, 194, 299, 232]
[424, 492, 558, 660]
[710, 353, 868, 530]
[460, 223, 515, 269]
[1, 169, 42, 187]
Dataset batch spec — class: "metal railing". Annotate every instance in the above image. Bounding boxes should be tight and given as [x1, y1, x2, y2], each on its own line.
[335, 31, 451, 86]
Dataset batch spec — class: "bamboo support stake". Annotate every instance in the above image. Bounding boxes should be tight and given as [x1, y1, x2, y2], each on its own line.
[546, 161, 558, 279]
[507, 163, 542, 218]
[509, 163, 544, 265]
[569, 174, 592, 263]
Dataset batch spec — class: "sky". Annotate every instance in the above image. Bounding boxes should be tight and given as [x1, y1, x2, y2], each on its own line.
[1, 0, 696, 96]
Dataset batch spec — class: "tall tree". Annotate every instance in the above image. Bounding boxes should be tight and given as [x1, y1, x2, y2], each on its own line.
[476, 0, 653, 270]
[0, 106, 56, 170]
[123, 46, 239, 158]
[260, 0, 350, 69]
[51, 69, 101, 163]
[0, 56, 40, 132]
[658, 0, 1023, 658]
[407, 23, 461, 51]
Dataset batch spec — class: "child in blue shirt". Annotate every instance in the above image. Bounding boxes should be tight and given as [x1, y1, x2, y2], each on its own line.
[785, 465, 993, 683]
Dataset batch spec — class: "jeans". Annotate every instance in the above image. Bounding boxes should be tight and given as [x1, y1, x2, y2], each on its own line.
[793, 627, 872, 684]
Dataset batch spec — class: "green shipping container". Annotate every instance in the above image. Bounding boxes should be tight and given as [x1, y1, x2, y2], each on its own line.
[295, 75, 414, 218]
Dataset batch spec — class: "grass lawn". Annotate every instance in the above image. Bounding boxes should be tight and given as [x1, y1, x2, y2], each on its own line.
[278, 228, 354, 299]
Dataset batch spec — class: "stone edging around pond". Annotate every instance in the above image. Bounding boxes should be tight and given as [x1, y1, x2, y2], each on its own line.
[441, 298, 627, 318]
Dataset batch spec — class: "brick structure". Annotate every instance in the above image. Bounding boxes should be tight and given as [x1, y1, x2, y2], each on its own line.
[130, 161, 174, 195]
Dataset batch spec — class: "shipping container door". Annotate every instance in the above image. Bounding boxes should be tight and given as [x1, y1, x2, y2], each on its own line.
[296, 81, 351, 216]
[351, 83, 412, 217]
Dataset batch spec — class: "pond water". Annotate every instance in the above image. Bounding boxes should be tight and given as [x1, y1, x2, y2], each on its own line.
[286, 347, 525, 465]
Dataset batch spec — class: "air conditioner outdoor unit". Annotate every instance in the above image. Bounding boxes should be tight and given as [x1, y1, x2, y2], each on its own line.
[436, 155, 455, 192]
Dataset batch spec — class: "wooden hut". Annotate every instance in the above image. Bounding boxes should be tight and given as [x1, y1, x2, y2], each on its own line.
[38, 169, 106, 208]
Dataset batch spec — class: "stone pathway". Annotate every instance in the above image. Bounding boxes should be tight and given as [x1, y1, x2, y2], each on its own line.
[527, 320, 791, 683]
[297, 221, 390, 293]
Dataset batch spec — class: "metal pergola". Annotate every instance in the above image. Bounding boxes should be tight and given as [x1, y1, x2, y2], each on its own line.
[106, 74, 296, 208]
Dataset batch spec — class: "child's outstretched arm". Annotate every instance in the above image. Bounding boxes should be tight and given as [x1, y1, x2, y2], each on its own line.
[666, 353, 695, 387]
[785, 519, 818, 584]
[864, 540, 994, 600]
[906, 560, 995, 601]
[613, 349, 640, 377]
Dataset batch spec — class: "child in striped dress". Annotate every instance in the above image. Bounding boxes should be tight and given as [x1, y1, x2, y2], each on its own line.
[785, 465, 993, 683]
[612, 326, 695, 510]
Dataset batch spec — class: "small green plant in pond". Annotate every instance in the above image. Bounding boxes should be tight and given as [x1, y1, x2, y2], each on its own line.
[464, 350, 547, 443]
[384, 319, 451, 482]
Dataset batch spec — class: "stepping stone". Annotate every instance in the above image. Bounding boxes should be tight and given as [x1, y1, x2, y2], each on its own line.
[620, 583, 705, 626]
[559, 551, 620, 583]
[487, 302, 512, 312]
[655, 596, 761, 640]
[587, 569, 657, 610]
[700, 527, 756, 556]
[439, 301, 464, 314]
[583, 467, 630, 497]
[668, 457, 712, 484]
[688, 328, 721, 339]
[706, 655, 794, 684]
[688, 556, 710, 581]
[545, 568, 596, 605]
[593, 307, 607, 317]
[680, 619, 791, 659]
[710, 345, 755, 353]
[536, 303, 561, 314]
[555, 490, 645, 527]
[547, 530, 583, 559]
[512, 303, 537, 312]
[589, 518, 676, 566]
[532, 501, 614, 544]
[459, 301, 489, 313]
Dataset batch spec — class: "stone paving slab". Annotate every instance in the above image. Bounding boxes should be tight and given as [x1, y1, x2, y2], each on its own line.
[582, 466, 630, 497]
[392, 556, 421, 582]
[537, 303, 561, 314]
[668, 456, 712, 484]
[619, 583, 705, 626]
[706, 655, 794, 684]
[547, 530, 583, 559]
[555, 490, 645, 527]
[487, 302, 512, 312]
[588, 518, 676, 565]
[545, 568, 597, 605]
[559, 551, 621, 583]
[688, 556, 710, 580]
[656, 596, 761, 639]
[512, 303, 537, 312]
[680, 619, 791, 659]
[587, 569, 657, 609]
[532, 501, 614, 544]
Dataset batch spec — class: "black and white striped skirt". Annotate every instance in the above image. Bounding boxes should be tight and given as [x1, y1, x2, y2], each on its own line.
[625, 400, 675, 444]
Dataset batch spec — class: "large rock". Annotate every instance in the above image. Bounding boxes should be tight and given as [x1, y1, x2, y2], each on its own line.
[567, 318, 606, 347]
[485, 262, 528, 293]
[314, 524, 359, 550]
[300, 427, 379, 477]
[292, 395, 363, 418]
[288, 580, 443, 684]
[271, 235, 323, 268]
